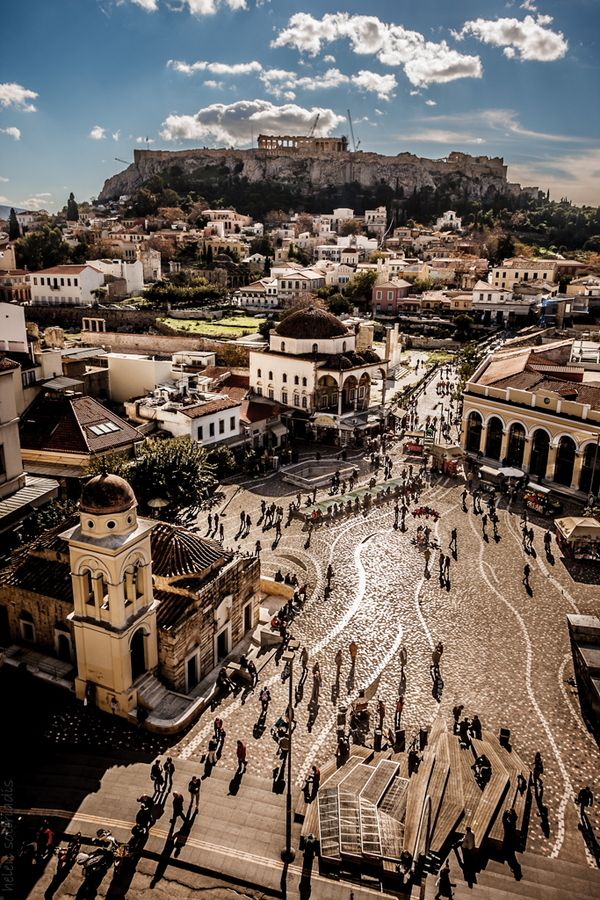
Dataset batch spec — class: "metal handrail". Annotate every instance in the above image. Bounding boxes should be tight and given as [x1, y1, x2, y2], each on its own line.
[414, 792, 432, 861]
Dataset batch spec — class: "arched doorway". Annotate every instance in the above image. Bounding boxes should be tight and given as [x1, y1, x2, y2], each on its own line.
[485, 417, 504, 461]
[465, 411, 482, 454]
[130, 628, 147, 682]
[529, 429, 550, 479]
[506, 423, 526, 467]
[580, 442, 600, 495]
[56, 633, 72, 662]
[553, 436, 576, 486]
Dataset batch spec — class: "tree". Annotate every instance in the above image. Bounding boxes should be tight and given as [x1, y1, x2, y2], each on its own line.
[8, 208, 20, 241]
[345, 270, 377, 306]
[453, 314, 474, 342]
[66, 192, 79, 222]
[15, 225, 70, 271]
[89, 437, 217, 511]
[206, 445, 236, 480]
[327, 293, 352, 315]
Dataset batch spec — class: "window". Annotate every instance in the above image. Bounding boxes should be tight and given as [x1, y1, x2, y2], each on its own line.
[74, 278, 78, 287]
[294, 375, 299, 385]
[230, 416, 235, 431]
[67, 278, 71, 286]
[89, 421, 120, 436]
[282, 390, 288, 404]
[268, 371, 273, 380]
[257, 368, 261, 378]
[376, 290, 382, 300]
[19, 612, 35, 643]
[81, 570, 94, 605]
[388, 291, 393, 300]
[487, 293, 492, 301]
[268, 388, 274, 400]
[283, 373, 287, 383]
[21, 369, 36, 388]
[40, 277, 45, 285]
[301, 395, 307, 409]
[197, 425, 203, 440]
[219, 419, 225, 434]
[342, 342, 346, 352]
[281, 342, 285, 352]
[60, 278, 64, 286]
[302, 377, 307, 387]
[255, 386, 262, 396]
[33, 277, 37, 286]
[209, 422, 215, 437]
[312, 343, 318, 354]
[293, 394, 300, 407]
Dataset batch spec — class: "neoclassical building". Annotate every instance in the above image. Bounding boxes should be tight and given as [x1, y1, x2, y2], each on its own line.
[0, 474, 260, 728]
[249, 306, 388, 441]
[461, 340, 600, 496]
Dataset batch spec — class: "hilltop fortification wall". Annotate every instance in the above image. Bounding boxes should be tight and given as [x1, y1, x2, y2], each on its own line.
[98, 146, 526, 204]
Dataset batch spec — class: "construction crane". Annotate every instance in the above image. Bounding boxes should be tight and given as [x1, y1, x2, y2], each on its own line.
[346, 109, 360, 152]
[114, 158, 130, 165]
[307, 113, 320, 138]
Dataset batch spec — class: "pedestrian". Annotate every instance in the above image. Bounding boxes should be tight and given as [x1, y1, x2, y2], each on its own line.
[163, 756, 175, 788]
[207, 737, 218, 766]
[236, 739, 247, 774]
[459, 825, 477, 883]
[335, 647, 343, 674]
[444, 554, 451, 579]
[214, 716, 224, 739]
[424, 546, 431, 575]
[470, 714, 482, 740]
[259, 685, 271, 714]
[399, 645, 408, 669]
[532, 751, 544, 785]
[188, 775, 200, 810]
[300, 646, 309, 670]
[523, 563, 531, 590]
[377, 698, 386, 729]
[171, 791, 185, 824]
[247, 658, 258, 687]
[452, 704, 464, 733]
[349, 640, 358, 664]
[544, 529, 552, 553]
[219, 523, 224, 542]
[576, 786, 594, 821]
[450, 527, 458, 554]
[461, 488, 468, 511]
[214, 512, 219, 531]
[207, 512, 213, 533]
[435, 861, 455, 899]
[245, 513, 252, 533]
[458, 718, 471, 747]
[151, 759, 164, 791]
[395, 694, 404, 726]
[303, 765, 321, 802]
[255, 539, 261, 556]
[438, 550, 445, 583]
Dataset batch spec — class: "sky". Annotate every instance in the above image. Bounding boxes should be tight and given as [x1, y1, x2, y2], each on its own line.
[1, 0, 600, 212]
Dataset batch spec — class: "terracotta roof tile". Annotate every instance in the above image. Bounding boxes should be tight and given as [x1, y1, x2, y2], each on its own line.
[179, 397, 240, 419]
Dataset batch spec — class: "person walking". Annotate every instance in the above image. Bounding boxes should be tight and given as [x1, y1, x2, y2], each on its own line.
[300, 646, 309, 671]
[171, 791, 185, 825]
[470, 714, 482, 740]
[544, 529, 552, 554]
[424, 546, 431, 576]
[255, 539, 262, 556]
[532, 751, 544, 786]
[207, 513, 213, 534]
[247, 658, 258, 688]
[523, 563, 531, 590]
[461, 488, 468, 512]
[188, 776, 200, 811]
[259, 685, 271, 714]
[452, 704, 464, 734]
[449, 527, 458, 555]
[435, 860, 455, 899]
[335, 647, 343, 675]
[349, 640, 358, 665]
[399, 645, 408, 670]
[219, 522, 224, 542]
[151, 760, 164, 792]
[576, 786, 594, 821]
[163, 756, 175, 789]
[438, 550, 446, 585]
[377, 698, 386, 730]
[236, 740, 247, 774]
[207, 737, 218, 767]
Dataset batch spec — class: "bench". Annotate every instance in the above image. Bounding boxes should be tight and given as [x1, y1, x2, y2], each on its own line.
[430, 734, 465, 853]
[469, 738, 510, 848]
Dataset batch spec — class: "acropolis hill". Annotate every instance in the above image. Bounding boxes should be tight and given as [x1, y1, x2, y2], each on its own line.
[98, 134, 537, 207]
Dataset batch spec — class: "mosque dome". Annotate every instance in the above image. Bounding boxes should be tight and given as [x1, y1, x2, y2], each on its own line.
[80, 473, 137, 515]
[275, 306, 348, 340]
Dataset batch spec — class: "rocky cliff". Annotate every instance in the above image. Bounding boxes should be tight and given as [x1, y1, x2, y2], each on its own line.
[98, 147, 533, 206]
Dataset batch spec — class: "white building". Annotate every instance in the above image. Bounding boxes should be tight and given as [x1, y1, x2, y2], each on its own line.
[87, 259, 144, 296]
[126, 390, 242, 446]
[235, 277, 279, 310]
[0, 302, 29, 354]
[435, 210, 462, 231]
[365, 206, 387, 237]
[28, 264, 105, 306]
[249, 306, 388, 444]
[274, 268, 326, 307]
[471, 280, 537, 324]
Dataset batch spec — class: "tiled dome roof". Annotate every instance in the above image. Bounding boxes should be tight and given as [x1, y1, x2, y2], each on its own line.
[80, 474, 136, 514]
[150, 524, 232, 578]
[275, 306, 348, 340]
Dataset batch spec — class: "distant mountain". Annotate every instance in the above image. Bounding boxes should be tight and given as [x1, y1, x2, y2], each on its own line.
[0, 205, 27, 220]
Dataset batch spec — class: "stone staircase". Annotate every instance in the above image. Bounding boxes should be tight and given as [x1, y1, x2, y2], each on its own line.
[420, 849, 600, 899]
[135, 671, 170, 709]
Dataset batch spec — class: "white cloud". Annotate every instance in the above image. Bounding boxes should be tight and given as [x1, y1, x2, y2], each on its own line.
[374, 109, 385, 116]
[0, 176, 9, 182]
[272, 13, 482, 87]
[455, 14, 567, 62]
[112, 130, 121, 141]
[0, 82, 38, 111]
[0, 195, 8, 204]
[89, 125, 107, 140]
[401, 129, 485, 145]
[521, 0, 538, 11]
[160, 99, 345, 145]
[431, 108, 586, 144]
[128, 0, 158, 9]
[261, 66, 396, 101]
[509, 148, 600, 205]
[168, 58, 262, 76]
[425, 99, 437, 107]
[20, 192, 53, 210]
[0, 127, 21, 140]
[126, 0, 246, 11]
[323, 54, 336, 63]
[352, 70, 397, 100]
[135, 136, 155, 143]
[204, 80, 225, 89]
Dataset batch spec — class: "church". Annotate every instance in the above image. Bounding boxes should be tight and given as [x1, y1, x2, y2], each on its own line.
[0, 473, 261, 730]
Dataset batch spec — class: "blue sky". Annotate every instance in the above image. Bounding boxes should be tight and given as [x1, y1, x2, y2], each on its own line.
[1, 0, 599, 211]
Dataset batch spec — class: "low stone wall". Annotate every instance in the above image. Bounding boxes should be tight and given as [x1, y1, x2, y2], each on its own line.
[79, 329, 251, 365]
[25, 304, 157, 331]
[282, 460, 356, 489]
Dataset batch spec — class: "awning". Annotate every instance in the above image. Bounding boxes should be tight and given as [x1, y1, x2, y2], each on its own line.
[269, 423, 288, 438]
[23, 461, 86, 479]
[499, 466, 525, 479]
[555, 516, 600, 542]
[0, 475, 59, 525]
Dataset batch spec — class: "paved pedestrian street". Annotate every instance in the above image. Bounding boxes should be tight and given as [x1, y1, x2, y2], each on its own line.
[168, 421, 600, 876]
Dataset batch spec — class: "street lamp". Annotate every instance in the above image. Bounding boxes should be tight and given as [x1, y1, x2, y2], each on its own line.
[281, 639, 300, 864]
[585, 432, 600, 513]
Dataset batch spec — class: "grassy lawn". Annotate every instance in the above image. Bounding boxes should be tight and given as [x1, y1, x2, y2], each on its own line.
[426, 350, 455, 364]
[158, 315, 265, 337]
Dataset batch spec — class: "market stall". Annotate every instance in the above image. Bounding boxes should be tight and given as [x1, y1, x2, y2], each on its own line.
[555, 516, 600, 560]
[430, 443, 464, 476]
[403, 430, 426, 455]
[523, 483, 563, 516]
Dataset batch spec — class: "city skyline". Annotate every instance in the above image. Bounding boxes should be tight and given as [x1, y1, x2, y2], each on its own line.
[1, 0, 599, 210]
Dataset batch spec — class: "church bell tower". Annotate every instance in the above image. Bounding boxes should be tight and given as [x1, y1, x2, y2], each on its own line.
[63, 473, 158, 718]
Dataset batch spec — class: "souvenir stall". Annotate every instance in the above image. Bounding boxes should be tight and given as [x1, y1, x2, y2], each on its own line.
[555, 516, 600, 560]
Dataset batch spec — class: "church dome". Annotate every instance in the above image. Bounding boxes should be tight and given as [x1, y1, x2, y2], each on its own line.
[275, 306, 348, 340]
[80, 473, 137, 514]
